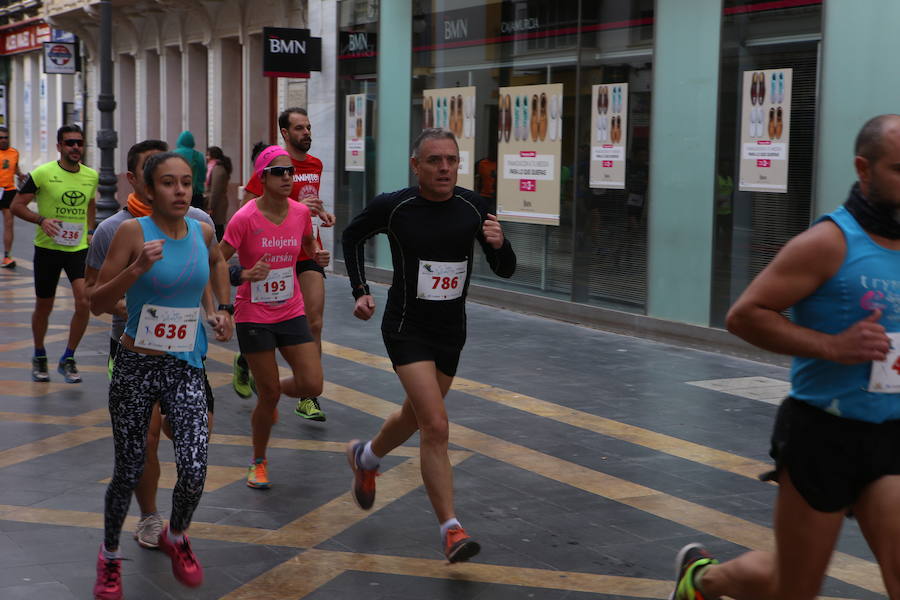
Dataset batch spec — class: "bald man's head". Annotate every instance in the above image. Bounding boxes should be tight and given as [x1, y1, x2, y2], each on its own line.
[854, 115, 900, 209]
[855, 114, 900, 164]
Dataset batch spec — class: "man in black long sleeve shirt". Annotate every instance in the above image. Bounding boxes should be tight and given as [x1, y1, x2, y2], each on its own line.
[343, 129, 515, 563]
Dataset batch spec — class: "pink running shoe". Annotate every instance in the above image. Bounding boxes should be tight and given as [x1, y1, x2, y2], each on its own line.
[93, 547, 122, 600]
[158, 526, 204, 587]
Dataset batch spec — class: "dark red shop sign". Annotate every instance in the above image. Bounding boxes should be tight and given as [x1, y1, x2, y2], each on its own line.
[2, 22, 50, 55]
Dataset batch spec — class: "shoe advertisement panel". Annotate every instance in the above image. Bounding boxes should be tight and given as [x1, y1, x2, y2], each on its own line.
[739, 68, 792, 193]
[497, 83, 563, 226]
[422, 87, 476, 190]
[589, 83, 628, 189]
[345, 93, 366, 172]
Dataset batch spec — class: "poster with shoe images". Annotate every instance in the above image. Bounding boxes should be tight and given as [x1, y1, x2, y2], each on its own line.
[345, 93, 365, 172]
[423, 86, 476, 189]
[739, 68, 792, 193]
[496, 83, 563, 226]
[589, 83, 628, 189]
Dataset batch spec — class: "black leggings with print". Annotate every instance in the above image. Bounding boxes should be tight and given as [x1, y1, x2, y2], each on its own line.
[103, 347, 209, 551]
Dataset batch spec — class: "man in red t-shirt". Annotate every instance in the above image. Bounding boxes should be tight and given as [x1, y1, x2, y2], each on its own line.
[235, 107, 335, 422]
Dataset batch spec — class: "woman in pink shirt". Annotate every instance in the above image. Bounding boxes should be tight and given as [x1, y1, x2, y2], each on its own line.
[220, 146, 329, 489]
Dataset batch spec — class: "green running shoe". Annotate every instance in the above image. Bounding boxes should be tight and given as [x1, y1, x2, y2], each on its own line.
[232, 354, 252, 398]
[295, 397, 326, 421]
[670, 543, 719, 600]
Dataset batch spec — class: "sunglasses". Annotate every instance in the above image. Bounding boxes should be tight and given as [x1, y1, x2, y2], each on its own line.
[263, 166, 295, 177]
[0, 137, 8, 140]
[63, 139, 84, 147]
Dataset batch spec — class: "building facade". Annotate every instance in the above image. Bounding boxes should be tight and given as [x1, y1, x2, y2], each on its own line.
[4, 0, 900, 338]
[4, 0, 337, 249]
[331, 0, 900, 336]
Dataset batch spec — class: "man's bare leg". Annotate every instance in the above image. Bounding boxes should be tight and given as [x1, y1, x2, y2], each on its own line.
[854, 475, 900, 598]
[697, 472, 844, 600]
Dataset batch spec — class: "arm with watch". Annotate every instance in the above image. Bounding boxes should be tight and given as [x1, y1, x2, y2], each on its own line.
[341, 194, 394, 322]
[10, 176, 63, 238]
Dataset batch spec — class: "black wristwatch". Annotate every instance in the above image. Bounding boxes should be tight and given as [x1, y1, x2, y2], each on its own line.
[352, 285, 371, 300]
[217, 303, 235, 315]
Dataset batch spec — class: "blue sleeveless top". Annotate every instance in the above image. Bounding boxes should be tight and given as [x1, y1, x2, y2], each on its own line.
[124, 217, 209, 368]
[790, 206, 900, 423]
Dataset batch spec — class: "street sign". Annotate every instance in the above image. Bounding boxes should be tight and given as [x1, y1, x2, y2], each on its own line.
[43, 42, 79, 74]
[262, 27, 322, 78]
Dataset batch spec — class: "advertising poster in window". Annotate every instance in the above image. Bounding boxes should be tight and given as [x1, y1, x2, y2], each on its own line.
[422, 86, 475, 190]
[23, 80, 31, 155]
[345, 93, 365, 172]
[497, 83, 563, 226]
[589, 83, 628, 189]
[39, 75, 47, 154]
[739, 68, 792, 193]
[0, 85, 7, 127]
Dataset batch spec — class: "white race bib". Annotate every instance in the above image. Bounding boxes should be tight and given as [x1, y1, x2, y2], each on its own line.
[134, 304, 200, 352]
[416, 260, 467, 301]
[53, 221, 83, 246]
[251, 266, 294, 303]
[869, 332, 900, 393]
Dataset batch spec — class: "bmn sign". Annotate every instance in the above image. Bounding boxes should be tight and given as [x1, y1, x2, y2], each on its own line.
[263, 27, 322, 78]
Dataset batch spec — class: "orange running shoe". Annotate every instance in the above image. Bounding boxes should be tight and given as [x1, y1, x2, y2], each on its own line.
[346, 439, 378, 509]
[247, 458, 271, 489]
[1, 256, 15, 268]
[443, 526, 480, 563]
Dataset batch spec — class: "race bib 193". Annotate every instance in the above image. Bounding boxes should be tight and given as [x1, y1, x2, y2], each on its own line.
[53, 221, 83, 246]
[869, 332, 900, 393]
[133, 304, 200, 352]
[251, 266, 294, 303]
[416, 259, 467, 301]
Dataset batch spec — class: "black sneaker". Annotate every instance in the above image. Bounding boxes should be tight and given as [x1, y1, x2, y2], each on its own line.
[58, 357, 82, 384]
[31, 356, 49, 382]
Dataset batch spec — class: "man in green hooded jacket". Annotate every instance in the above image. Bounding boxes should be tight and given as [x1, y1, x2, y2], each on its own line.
[174, 130, 206, 208]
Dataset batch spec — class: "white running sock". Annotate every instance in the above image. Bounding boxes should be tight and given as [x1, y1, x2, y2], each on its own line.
[440, 517, 461, 540]
[101, 544, 119, 560]
[359, 440, 381, 470]
[168, 531, 185, 544]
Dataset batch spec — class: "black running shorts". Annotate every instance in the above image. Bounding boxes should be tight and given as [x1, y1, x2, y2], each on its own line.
[763, 396, 900, 512]
[382, 329, 463, 377]
[236, 315, 314, 354]
[295, 258, 326, 278]
[0, 189, 16, 209]
[33, 246, 87, 298]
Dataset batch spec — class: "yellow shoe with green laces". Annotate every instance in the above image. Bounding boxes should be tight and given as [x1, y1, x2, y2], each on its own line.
[295, 397, 326, 421]
[670, 543, 719, 600]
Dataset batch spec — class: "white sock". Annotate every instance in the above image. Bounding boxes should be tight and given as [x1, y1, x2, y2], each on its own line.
[101, 544, 119, 560]
[440, 517, 461, 540]
[168, 531, 185, 544]
[359, 440, 381, 470]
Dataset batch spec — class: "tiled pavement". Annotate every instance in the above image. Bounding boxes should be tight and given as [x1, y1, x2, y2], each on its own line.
[0, 218, 884, 599]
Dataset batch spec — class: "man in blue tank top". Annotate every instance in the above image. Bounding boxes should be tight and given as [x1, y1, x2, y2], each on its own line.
[671, 115, 900, 600]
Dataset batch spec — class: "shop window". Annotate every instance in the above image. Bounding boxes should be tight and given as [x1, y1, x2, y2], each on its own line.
[710, 0, 822, 326]
[335, 0, 378, 263]
[411, 0, 654, 311]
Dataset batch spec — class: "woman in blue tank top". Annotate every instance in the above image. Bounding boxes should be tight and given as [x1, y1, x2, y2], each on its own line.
[89, 152, 234, 599]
